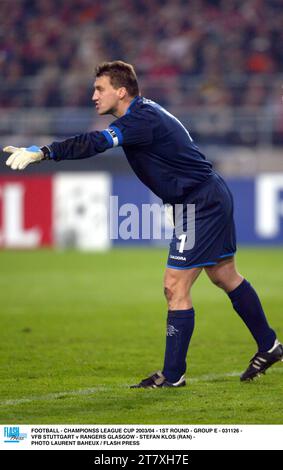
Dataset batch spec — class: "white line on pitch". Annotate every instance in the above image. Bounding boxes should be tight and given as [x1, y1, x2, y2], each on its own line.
[1, 367, 282, 407]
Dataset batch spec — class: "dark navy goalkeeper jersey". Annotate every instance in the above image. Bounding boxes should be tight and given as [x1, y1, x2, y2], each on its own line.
[49, 96, 213, 204]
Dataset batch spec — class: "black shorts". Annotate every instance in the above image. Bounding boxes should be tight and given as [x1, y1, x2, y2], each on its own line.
[167, 173, 237, 270]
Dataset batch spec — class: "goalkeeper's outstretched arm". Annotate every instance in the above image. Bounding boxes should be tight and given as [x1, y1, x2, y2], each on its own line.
[3, 130, 112, 170]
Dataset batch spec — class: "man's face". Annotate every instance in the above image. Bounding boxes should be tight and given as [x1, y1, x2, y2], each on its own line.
[92, 75, 121, 115]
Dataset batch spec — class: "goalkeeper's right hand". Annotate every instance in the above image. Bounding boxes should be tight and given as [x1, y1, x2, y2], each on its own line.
[3, 145, 44, 170]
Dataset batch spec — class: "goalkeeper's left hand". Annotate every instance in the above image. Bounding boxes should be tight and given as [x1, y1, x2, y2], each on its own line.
[3, 145, 44, 170]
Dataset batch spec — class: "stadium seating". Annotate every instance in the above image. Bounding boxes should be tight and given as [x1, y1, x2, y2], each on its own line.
[0, 0, 282, 109]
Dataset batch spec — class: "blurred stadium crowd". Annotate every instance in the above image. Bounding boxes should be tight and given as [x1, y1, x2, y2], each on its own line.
[0, 0, 282, 109]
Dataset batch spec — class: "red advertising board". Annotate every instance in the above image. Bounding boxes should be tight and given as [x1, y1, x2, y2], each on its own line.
[0, 176, 53, 248]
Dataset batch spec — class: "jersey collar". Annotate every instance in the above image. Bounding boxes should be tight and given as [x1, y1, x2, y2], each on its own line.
[125, 96, 139, 115]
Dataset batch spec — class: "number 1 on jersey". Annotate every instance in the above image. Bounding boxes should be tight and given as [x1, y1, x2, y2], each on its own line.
[178, 234, 187, 253]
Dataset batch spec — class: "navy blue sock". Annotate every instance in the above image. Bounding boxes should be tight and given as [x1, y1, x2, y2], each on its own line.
[162, 308, 195, 383]
[228, 279, 276, 352]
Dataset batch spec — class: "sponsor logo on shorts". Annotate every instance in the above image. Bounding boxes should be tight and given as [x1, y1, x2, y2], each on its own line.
[169, 255, 186, 261]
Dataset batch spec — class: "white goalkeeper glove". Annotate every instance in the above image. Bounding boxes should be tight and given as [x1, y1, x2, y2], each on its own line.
[3, 145, 44, 170]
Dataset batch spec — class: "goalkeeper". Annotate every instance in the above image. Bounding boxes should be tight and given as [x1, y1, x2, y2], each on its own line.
[4, 61, 282, 387]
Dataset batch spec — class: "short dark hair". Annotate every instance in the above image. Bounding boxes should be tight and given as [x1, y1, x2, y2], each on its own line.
[95, 60, 139, 97]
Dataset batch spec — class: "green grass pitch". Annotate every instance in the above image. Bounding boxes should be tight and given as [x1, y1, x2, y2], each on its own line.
[0, 248, 282, 424]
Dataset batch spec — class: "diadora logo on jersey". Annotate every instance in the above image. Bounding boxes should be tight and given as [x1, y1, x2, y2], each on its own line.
[169, 255, 186, 261]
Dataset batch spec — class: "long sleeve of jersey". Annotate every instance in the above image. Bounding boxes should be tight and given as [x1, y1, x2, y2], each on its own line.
[48, 105, 152, 160]
[49, 131, 112, 161]
[48, 106, 154, 161]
